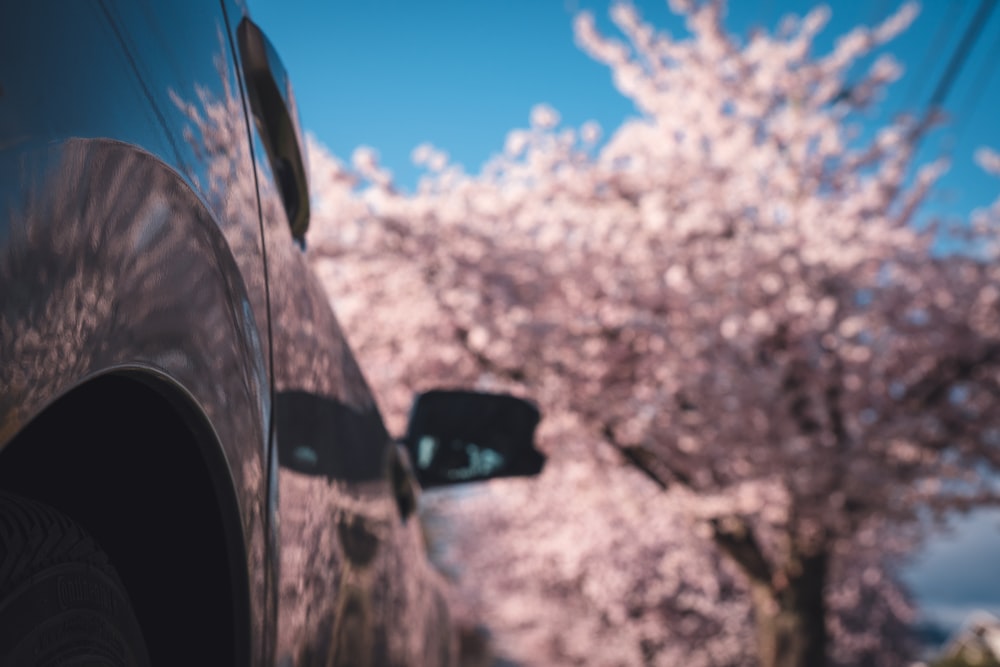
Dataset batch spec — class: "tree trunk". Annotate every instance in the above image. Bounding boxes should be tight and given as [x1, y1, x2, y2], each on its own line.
[750, 552, 828, 667]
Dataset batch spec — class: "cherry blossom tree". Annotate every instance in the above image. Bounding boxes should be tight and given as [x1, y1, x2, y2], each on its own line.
[306, 2, 1000, 665]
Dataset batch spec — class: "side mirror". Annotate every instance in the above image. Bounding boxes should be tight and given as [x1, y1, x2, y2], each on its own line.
[237, 18, 310, 241]
[402, 390, 545, 488]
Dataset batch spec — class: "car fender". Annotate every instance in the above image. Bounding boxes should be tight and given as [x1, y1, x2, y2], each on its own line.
[0, 136, 272, 663]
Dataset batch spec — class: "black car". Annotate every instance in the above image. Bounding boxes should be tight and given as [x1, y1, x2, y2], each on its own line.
[0, 2, 543, 665]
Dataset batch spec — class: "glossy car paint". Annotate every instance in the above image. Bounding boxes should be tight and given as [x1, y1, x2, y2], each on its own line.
[0, 1, 453, 665]
[225, 4, 456, 664]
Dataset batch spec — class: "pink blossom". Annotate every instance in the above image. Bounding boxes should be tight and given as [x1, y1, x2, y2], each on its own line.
[305, 1, 1000, 665]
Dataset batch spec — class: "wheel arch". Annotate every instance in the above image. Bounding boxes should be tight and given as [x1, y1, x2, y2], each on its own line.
[0, 370, 251, 666]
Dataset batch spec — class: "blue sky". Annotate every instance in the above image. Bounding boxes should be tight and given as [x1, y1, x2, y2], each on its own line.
[247, 0, 1000, 637]
[247, 0, 1000, 220]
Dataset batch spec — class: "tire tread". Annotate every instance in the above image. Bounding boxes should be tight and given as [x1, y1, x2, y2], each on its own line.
[0, 491, 116, 599]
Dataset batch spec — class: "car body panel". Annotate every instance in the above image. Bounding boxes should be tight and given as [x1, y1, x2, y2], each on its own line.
[0, 0, 275, 662]
[217, 4, 458, 661]
[265, 264, 456, 666]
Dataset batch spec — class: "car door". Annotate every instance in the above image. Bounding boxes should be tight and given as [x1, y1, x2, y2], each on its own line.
[218, 6, 459, 665]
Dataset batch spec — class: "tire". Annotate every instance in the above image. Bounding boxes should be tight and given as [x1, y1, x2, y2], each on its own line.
[0, 491, 151, 666]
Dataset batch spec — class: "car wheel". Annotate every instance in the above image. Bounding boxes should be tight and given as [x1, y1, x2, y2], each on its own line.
[0, 491, 151, 666]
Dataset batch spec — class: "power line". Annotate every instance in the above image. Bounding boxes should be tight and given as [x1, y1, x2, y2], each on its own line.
[952, 16, 1000, 147]
[899, 1, 965, 113]
[911, 0, 998, 155]
[922, 0, 998, 115]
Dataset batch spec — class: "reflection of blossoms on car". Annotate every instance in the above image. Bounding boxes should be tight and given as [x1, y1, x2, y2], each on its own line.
[170, 47, 461, 666]
[0, 140, 265, 456]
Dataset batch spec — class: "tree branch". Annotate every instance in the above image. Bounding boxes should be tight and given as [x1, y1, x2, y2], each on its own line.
[709, 515, 774, 588]
[599, 423, 693, 491]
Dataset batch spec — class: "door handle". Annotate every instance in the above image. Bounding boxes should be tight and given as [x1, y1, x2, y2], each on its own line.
[389, 443, 419, 522]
